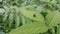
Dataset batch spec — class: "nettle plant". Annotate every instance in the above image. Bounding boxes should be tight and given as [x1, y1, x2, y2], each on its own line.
[1, 0, 60, 34]
[5, 6, 60, 34]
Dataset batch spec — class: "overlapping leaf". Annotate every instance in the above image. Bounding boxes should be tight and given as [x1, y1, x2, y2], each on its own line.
[14, 7, 21, 28]
[46, 11, 60, 27]
[8, 22, 48, 34]
[20, 9, 45, 23]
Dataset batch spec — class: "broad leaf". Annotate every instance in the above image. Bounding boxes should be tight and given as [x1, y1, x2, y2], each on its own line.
[46, 11, 60, 27]
[8, 22, 48, 34]
[20, 9, 45, 23]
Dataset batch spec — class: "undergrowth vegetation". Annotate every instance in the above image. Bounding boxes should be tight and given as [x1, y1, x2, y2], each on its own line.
[0, 0, 60, 34]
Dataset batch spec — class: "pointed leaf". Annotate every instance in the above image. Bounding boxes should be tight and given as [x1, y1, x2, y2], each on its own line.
[8, 22, 48, 34]
[20, 9, 44, 23]
[46, 11, 60, 27]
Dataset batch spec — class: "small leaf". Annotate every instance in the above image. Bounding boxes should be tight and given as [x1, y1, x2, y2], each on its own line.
[8, 22, 48, 34]
[14, 7, 21, 28]
[46, 11, 60, 27]
[8, 12, 14, 31]
[57, 25, 60, 34]
[21, 16, 26, 25]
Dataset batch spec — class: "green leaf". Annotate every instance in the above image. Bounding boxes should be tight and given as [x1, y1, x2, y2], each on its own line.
[8, 11, 14, 31]
[46, 11, 60, 27]
[8, 22, 48, 34]
[14, 7, 21, 28]
[50, 0, 57, 4]
[3, 7, 10, 32]
[20, 9, 45, 23]
[57, 25, 60, 34]
[21, 16, 26, 25]
[39, 0, 50, 2]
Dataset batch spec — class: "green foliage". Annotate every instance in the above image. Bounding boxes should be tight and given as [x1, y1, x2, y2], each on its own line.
[46, 11, 60, 27]
[57, 25, 60, 34]
[20, 8, 45, 23]
[8, 22, 48, 34]
[0, 0, 60, 34]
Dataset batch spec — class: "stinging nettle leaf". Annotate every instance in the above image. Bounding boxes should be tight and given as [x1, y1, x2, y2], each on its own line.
[8, 22, 48, 34]
[20, 9, 45, 23]
[46, 11, 60, 27]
